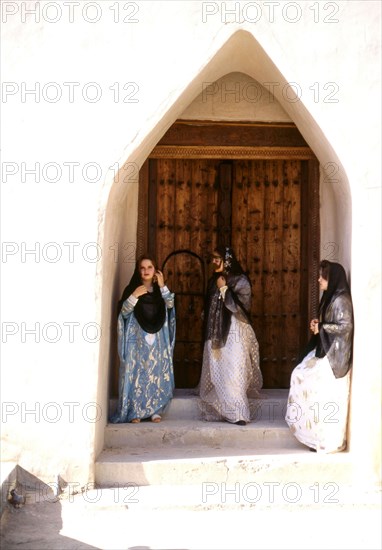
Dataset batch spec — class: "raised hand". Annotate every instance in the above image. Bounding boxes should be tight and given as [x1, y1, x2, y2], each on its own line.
[156, 270, 165, 288]
[310, 318, 319, 334]
[133, 285, 149, 298]
[216, 275, 226, 289]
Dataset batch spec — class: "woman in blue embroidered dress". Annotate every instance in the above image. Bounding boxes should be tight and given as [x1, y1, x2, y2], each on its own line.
[111, 254, 176, 424]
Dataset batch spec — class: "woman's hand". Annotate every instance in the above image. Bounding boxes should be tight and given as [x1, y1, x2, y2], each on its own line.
[216, 275, 226, 289]
[156, 270, 165, 288]
[132, 285, 148, 298]
[310, 318, 319, 334]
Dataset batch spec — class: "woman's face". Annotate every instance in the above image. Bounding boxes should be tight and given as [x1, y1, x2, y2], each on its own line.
[318, 272, 329, 291]
[212, 251, 224, 272]
[140, 259, 156, 283]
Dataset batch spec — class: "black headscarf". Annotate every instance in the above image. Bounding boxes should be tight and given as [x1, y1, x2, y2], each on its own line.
[296, 261, 352, 363]
[318, 261, 351, 320]
[203, 246, 250, 348]
[315, 260, 352, 358]
[215, 245, 246, 277]
[117, 259, 166, 334]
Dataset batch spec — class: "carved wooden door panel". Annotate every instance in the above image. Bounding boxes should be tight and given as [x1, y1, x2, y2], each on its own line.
[149, 158, 221, 388]
[231, 160, 306, 388]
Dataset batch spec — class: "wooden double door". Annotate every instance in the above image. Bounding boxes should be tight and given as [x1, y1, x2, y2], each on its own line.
[136, 122, 320, 389]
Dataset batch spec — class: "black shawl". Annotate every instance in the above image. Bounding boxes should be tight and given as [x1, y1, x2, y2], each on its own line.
[203, 246, 251, 349]
[296, 262, 353, 376]
[118, 268, 166, 334]
[315, 262, 352, 358]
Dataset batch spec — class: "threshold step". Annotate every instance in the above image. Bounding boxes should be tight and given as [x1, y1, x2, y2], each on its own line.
[104, 418, 298, 448]
[81, 482, 381, 511]
[95, 446, 355, 487]
[109, 388, 290, 420]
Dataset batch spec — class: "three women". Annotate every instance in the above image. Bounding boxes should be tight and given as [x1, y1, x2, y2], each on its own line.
[112, 250, 353, 453]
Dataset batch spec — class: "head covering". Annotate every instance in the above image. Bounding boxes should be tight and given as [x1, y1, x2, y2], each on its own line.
[315, 261, 352, 359]
[204, 245, 249, 348]
[318, 261, 351, 320]
[214, 245, 245, 276]
[117, 258, 166, 334]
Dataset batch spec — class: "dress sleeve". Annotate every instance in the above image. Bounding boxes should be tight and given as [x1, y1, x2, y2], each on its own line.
[160, 285, 175, 309]
[319, 293, 353, 378]
[222, 275, 251, 313]
[320, 295, 353, 336]
[120, 294, 138, 318]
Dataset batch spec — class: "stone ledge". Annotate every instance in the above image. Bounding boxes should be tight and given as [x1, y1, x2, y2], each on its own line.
[95, 446, 356, 487]
[104, 417, 299, 448]
[67, 483, 382, 511]
[109, 388, 289, 420]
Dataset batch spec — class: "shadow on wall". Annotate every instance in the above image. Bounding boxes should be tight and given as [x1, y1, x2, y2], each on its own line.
[1, 465, 99, 549]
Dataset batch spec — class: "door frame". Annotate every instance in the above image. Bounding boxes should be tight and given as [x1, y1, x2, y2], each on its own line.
[137, 120, 320, 359]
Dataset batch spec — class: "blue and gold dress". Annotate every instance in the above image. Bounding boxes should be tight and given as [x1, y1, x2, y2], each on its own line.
[111, 285, 176, 423]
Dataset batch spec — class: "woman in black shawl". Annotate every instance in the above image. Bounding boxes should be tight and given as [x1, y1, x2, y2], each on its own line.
[285, 260, 354, 452]
[111, 255, 176, 423]
[199, 246, 263, 425]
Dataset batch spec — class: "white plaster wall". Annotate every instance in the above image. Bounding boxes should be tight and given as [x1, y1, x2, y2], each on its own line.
[179, 72, 292, 122]
[1, 1, 380, 486]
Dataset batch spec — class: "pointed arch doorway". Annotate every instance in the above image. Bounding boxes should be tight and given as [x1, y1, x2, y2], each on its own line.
[136, 120, 320, 389]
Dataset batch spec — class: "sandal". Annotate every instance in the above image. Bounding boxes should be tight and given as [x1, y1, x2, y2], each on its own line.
[151, 414, 161, 423]
[131, 418, 140, 423]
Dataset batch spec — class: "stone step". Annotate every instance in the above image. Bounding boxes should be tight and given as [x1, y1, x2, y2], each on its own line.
[167, 388, 289, 420]
[106, 389, 294, 448]
[99, 388, 355, 488]
[104, 417, 298, 449]
[109, 388, 290, 421]
[95, 445, 355, 487]
[70, 482, 381, 513]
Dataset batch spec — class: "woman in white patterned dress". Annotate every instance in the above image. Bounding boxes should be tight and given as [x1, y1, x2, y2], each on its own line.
[199, 246, 263, 425]
[285, 260, 353, 452]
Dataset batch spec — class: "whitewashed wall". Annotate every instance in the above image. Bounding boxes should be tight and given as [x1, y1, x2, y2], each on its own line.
[1, 1, 380, 486]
